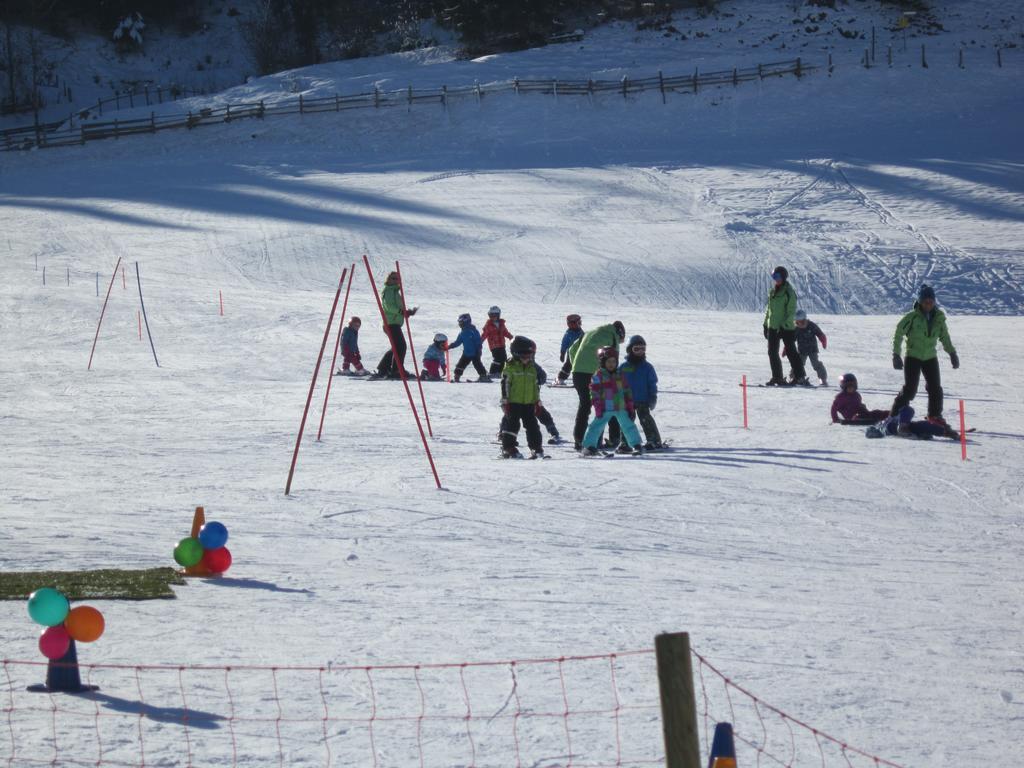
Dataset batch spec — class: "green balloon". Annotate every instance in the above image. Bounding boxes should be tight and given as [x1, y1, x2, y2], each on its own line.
[27, 587, 70, 627]
[174, 537, 204, 567]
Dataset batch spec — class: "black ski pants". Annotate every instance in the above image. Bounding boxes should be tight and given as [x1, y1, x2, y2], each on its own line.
[572, 371, 594, 445]
[454, 354, 488, 379]
[376, 324, 407, 377]
[488, 346, 508, 376]
[891, 356, 943, 419]
[609, 404, 661, 447]
[501, 403, 542, 453]
[499, 404, 557, 444]
[768, 328, 805, 382]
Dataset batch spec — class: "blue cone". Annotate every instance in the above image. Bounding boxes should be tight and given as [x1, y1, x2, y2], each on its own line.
[708, 721, 736, 768]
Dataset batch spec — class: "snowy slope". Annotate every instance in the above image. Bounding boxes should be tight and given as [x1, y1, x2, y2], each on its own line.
[1, 1, 1023, 766]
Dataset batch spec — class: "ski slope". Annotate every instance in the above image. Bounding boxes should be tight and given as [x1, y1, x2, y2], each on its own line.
[1, 2, 1023, 766]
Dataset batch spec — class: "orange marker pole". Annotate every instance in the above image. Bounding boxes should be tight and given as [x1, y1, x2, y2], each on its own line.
[121, 265, 126, 289]
[138, 310, 142, 340]
[219, 290, 224, 316]
[742, 375, 749, 429]
[446, 346, 451, 383]
[959, 399, 967, 461]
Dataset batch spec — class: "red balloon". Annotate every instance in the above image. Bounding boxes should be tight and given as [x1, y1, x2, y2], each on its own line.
[202, 546, 232, 573]
[39, 625, 71, 660]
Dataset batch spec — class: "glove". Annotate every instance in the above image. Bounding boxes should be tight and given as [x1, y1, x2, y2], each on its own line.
[648, 395, 657, 411]
[559, 351, 565, 362]
[950, 351, 960, 369]
[501, 399, 510, 415]
[892, 354, 903, 370]
[763, 324, 769, 340]
[535, 402, 543, 416]
[404, 306, 418, 318]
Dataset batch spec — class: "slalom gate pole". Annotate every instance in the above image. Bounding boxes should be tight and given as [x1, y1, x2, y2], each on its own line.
[394, 260, 433, 437]
[135, 262, 160, 367]
[121, 265, 126, 290]
[742, 375, 748, 429]
[219, 290, 224, 316]
[364, 255, 442, 489]
[445, 347, 451, 383]
[285, 268, 347, 496]
[959, 399, 967, 461]
[137, 311, 141, 340]
[317, 263, 355, 441]
[87, 256, 122, 371]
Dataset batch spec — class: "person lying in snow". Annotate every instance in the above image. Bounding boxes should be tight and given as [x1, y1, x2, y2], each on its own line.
[866, 406, 962, 440]
[831, 373, 890, 424]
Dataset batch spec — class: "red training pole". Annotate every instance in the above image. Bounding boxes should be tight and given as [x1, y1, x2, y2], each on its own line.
[742, 374, 749, 429]
[87, 256, 122, 371]
[959, 399, 967, 461]
[121, 265, 126, 289]
[445, 346, 451, 383]
[285, 268, 347, 496]
[394, 260, 433, 437]
[137, 310, 142, 340]
[317, 263, 356, 441]
[364, 255, 442, 489]
[219, 290, 224, 317]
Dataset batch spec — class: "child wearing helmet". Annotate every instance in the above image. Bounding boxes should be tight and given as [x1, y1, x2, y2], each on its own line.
[566, 321, 626, 449]
[788, 309, 828, 386]
[609, 335, 662, 450]
[421, 333, 448, 381]
[556, 314, 584, 385]
[499, 336, 545, 459]
[448, 313, 490, 382]
[582, 346, 643, 456]
[481, 306, 514, 376]
[831, 373, 890, 424]
[339, 317, 369, 376]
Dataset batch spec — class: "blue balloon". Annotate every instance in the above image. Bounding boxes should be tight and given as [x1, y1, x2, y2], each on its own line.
[198, 521, 229, 550]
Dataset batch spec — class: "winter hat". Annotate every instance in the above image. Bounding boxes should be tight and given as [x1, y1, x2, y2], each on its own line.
[918, 284, 936, 302]
[349, 316, 361, 325]
[772, 266, 789, 281]
[509, 335, 534, 357]
[612, 321, 626, 341]
[795, 309, 807, 322]
[626, 335, 646, 355]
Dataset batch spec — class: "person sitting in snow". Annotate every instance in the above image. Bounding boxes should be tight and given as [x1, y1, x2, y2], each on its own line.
[831, 373, 890, 424]
[788, 309, 829, 386]
[866, 405, 962, 440]
[421, 333, 448, 381]
[481, 305, 514, 376]
[339, 316, 368, 375]
[556, 314, 584, 385]
[449, 313, 490, 382]
[609, 335, 663, 451]
[499, 336, 545, 459]
[581, 346, 643, 457]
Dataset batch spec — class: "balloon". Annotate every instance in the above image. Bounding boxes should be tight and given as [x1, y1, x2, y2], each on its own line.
[174, 537, 204, 567]
[65, 606, 105, 643]
[201, 546, 232, 573]
[39, 625, 71, 660]
[198, 521, 229, 550]
[27, 588, 70, 627]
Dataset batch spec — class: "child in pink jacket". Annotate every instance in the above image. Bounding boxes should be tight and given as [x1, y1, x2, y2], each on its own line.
[831, 373, 889, 424]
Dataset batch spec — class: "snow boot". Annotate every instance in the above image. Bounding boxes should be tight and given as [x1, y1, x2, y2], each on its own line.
[615, 444, 632, 454]
[477, 374, 493, 383]
[547, 434, 562, 445]
[630, 444, 644, 456]
[793, 376, 813, 387]
[764, 377, 786, 386]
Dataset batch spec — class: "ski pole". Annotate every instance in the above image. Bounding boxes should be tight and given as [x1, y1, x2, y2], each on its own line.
[394, 260, 433, 437]
[87, 257, 122, 370]
[317, 263, 355, 441]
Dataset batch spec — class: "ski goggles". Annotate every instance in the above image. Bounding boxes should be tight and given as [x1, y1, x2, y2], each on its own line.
[771, 271, 783, 281]
[629, 344, 646, 353]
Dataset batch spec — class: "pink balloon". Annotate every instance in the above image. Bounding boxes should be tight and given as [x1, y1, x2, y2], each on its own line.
[39, 625, 71, 660]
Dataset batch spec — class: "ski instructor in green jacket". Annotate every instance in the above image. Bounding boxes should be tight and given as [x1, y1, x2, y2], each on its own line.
[763, 266, 809, 386]
[372, 271, 418, 379]
[890, 284, 959, 422]
[567, 320, 626, 449]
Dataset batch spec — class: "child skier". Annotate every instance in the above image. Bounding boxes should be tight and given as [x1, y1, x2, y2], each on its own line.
[500, 336, 545, 459]
[610, 335, 662, 451]
[556, 314, 584, 385]
[866, 405, 961, 440]
[582, 346, 643, 456]
[339, 316, 368, 375]
[421, 333, 448, 381]
[830, 373, 890, 424]
[789, 309, 828, 386]
[481, 306, 513, 376]
[448, 313, 490, 382]
[498, 353, 563, 447]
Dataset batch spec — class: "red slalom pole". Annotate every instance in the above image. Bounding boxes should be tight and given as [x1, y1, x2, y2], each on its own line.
[121, 265, 126, 290]
[959, 399, 967, 461]
[445, 346, 451, 383]
[138, 310, 142, 340]
[219, 290, 224, 316]
[364, 256, 442, 489]
[394, 260, 433, 437]
[285, 268, 347, 496]
[742, 374, 749, 429]
[317, 263, 356, 441]
[87, 256, 122, 371]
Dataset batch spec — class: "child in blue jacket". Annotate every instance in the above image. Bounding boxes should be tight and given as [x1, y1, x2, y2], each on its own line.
[339, 317, 368, 375]
[609, 335, 662, 450]
[556, 314, 584, 384]
[421, 333, 448, 381]
[448, 313, 491, 382]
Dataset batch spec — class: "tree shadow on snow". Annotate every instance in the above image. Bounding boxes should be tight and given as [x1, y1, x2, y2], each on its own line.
[648, 446, 867, 472]
[74, 691, 225, 729]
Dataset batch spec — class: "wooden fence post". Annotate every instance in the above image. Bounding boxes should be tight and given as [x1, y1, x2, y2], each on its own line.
[187, 110, 192, 129]
[659, 70, 666, 103]
[97, 97, 102, 116]
[299, 94, 304, 113]
[374, 86, 380, 107]
[959, 47, 964, 69]
[997, 48, 1002, 67]
[888, 45, 893, 67]
[128, 91, 133, 108]
[758, 62, 763, 79]
[692, 67, 698, 93]
[827, 53, 833, 75]
[144, 86, 149, 106]
[921, 43, 928, 68]
[150, 112, 155, 132]
[871, 25, 876, 63]
[863, 49, 870, 68]
[475, 81, 481, 105]
[656, 632, 701, 768]
[732, 67, 737, 86]
[225, 104, 231, 122]
[80, 124, 85, 145]
[553, 78, 558, 101]
[259, 99, 265, 118]
[442, 85, 448, 111]
[514, 77, 520, 95]
[114, 118, 118, 139]
[795, 57, 802, 78]
[115, 92, 120, 109]
[407, 85, 413, 106]
[621, 75, 628, 98]
[157, 86, 163, 104]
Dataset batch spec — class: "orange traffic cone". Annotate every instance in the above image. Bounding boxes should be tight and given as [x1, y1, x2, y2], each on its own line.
[708, 722, 737, 768]
[183, 506, 214, 577]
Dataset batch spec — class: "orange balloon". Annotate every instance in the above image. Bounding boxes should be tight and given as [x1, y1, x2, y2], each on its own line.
[64, 606, 104, 643]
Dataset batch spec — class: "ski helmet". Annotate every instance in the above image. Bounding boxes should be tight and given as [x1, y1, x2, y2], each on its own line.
[626, 335, 646, 355]
[433, 333, 448, 345]
[566, 313, 582, 328]
[350, 316, 361, 326]
[488, 305, 501, 317]
[510, 335, 534, 358]
[772, 266, 788, 282]
[612, 320, 625, 342]
[597, 346, 618, 365]
[918, 284, 936, 302]
[840, 373, 858, 391]
[458, 313, 471, 326]
[795, 309, 807, 322]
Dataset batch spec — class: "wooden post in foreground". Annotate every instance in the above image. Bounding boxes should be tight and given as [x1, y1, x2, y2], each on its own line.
[655, 632, 701, 768]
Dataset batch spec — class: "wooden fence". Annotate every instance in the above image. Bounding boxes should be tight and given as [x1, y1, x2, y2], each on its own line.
[2, 59, 811, 152]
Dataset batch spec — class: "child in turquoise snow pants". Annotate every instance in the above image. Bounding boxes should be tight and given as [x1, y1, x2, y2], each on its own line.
[582, 346, 642, 453]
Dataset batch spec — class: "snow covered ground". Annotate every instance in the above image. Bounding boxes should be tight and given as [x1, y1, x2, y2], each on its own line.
[1, 2, 1023, 766]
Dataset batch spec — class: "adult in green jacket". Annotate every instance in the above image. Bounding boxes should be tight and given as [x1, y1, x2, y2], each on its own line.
[567, 321, 625, 447]
[890, 284, 959, 420]
[373, 271, 418, 379]
[762, 266, 809, 386]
